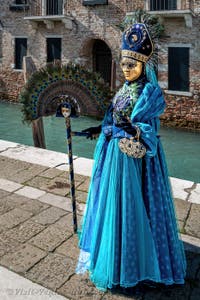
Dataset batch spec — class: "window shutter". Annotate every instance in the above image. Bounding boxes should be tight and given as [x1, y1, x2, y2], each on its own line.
[47, 38, 61, 62]
[168, 47, 189, 92]
[15, 38, 27, 69]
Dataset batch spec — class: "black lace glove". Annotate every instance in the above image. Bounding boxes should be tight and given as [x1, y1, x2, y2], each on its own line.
[82, 125, 102, 140]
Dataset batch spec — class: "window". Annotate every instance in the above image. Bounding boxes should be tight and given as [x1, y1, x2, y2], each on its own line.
[15, 38, 27, 69]
[150, 0, 177, 10]
[83, 0, 108, 5]
[15, 0, 27, 4]
[9, 0, 29, 11]
[168, 47, 189, 92]
[47, 38, 61, 62]
[46, 0, 63, 15]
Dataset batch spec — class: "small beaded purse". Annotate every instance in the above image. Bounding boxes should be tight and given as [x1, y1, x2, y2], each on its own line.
[118, 126, 146, 158]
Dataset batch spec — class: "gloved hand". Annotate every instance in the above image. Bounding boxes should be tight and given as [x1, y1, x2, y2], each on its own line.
[120, 124, 137, 136]
[82, 125, 101, 140]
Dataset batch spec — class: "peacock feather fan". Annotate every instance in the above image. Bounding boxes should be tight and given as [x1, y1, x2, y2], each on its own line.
[19, 62, 113, 124]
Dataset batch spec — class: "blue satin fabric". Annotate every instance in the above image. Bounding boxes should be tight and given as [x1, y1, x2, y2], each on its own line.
[76, 82, 186, 291]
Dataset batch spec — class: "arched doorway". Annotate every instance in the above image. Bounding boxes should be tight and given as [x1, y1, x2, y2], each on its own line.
[93, 40, 112, 85]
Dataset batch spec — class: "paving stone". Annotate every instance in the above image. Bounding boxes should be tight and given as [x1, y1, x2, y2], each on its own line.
[182, 234, 200, 254]
[59, 171, 86, 183]
[55, 234, 79, 259]
[57, 273, 103, 300]
[45, 177, 72, 196]
[0, 207, 33, 233]
[0, 198, 16, 215]
[20, 199, 50, 214]
[15, 186, 46, 199]
[3, 219, 46, 243]
[0, 243, 46, 273]
[73, 157, 94, 177]
[0, 193, 31, 214]
[0, 178, 23, 192]
[174, 198, 191, 222]
[38, 193, 72, 212]
[30, 206, 67, 225]
[40, 168, 65, 179]
[76, 177, 90, 192]
[170, 177, 194, 200]
[190, 287, 200, 300]
[29, 223, 72, 252]
[5, 165, 47, 184]
[157, 282, 191, 300]
[0, 189, 10, 199]
[27, 176, 73, 197]
[185, 252, 200, 280]
[185, 204, 200, 239]
[0, 156, 31, 178]
[53, 213, 82, 234]
[0, 232, 21, 257]
[188, 184, 200, 204]
[178, 220, 185, 233]
[140, 290, 162, 300]
[77, 202, 86, 215]
[26, 175, 52, 190]
[103, 290, 141, 299]
[26, 253, 75, 291]
[73, 190, 88, 204]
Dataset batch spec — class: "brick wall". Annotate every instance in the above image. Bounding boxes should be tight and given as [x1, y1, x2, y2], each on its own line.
[0, 0, 199, 129]
[158, 17, 200, 129]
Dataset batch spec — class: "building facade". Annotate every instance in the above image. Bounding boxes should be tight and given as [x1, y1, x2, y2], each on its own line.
[0, 0, 199, 129]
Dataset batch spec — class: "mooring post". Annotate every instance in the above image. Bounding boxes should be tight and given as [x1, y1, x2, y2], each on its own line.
[23, 56, 46, 149]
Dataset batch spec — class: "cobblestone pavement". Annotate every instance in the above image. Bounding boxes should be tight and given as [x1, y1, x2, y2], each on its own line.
[0, 154, 200, 300]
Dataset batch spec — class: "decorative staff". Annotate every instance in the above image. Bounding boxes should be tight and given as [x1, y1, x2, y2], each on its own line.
[56, 102, 78, 233]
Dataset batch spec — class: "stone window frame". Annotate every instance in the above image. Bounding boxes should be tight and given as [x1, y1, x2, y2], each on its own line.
[45, 34, 63, 63]
[13, 36, 28, 72]
[166, 43, 192, 97]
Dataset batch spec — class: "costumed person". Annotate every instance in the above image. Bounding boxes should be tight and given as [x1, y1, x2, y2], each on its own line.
[76, 22, 186, 292]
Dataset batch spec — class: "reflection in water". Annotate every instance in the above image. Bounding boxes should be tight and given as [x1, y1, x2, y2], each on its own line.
[0, 101, 199, 183]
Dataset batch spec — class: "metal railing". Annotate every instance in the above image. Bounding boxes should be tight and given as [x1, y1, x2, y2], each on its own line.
[26, 0, 64, 16]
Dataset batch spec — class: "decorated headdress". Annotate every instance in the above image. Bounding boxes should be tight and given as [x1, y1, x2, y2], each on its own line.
[121, 23, 153, 63]
[120, 11, 165, 84]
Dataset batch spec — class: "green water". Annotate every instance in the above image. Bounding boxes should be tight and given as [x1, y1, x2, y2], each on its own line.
[0, 101, 199, 183]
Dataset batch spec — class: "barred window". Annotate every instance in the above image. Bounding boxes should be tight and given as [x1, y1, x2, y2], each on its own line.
[150, 0, 177, 10]
[46, 0, 63, 15]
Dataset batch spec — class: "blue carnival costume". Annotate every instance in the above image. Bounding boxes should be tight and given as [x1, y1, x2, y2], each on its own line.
[76, 23, 186, 291]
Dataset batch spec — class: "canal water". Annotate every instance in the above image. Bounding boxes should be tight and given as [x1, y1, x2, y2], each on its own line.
[0, 101, 199, 183]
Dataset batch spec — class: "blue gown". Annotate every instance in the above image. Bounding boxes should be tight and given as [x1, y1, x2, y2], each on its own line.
[76, 77, 186, 291]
